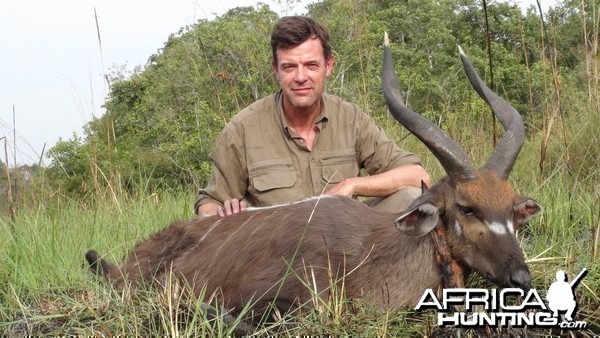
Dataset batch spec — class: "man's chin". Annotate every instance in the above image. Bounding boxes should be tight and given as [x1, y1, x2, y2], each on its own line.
[288, 98, 318, 111]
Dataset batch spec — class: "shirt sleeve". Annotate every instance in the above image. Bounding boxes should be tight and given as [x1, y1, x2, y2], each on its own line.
[194, 122, 248, 213]
[355, 110, 422, 174]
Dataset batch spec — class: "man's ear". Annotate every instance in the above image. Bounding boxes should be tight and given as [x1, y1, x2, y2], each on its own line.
[272, 61, 279, 78]
[325, 55, 335, 77]
[395, 202, 439, 237]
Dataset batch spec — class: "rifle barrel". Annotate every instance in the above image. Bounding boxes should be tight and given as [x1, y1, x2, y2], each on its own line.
[569, 268, 588, 288]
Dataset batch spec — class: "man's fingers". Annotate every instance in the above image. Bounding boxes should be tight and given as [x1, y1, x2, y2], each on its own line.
[223, 200, 233, 216]
[221, 199, 246, 217]
[231, 198, 241, 214]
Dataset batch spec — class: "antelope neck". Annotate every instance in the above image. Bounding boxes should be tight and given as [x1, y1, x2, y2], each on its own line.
[430, 225, 465, 289]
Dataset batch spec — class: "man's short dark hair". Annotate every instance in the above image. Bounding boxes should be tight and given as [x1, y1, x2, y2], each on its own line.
[270, 16, 332, 65]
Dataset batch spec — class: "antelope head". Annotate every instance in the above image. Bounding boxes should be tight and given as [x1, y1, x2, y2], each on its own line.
[382, 33, 541, 289]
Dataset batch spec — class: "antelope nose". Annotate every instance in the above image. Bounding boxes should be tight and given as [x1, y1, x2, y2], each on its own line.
[510, 268, 532, 290]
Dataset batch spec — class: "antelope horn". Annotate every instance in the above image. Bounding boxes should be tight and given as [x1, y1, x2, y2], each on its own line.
[457, 45, 525, 179]
[382, 32, 476, 182]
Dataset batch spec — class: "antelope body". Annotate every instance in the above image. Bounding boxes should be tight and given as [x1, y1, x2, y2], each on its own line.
[86, 34, 541, 320]
[88, 196, 442, 311]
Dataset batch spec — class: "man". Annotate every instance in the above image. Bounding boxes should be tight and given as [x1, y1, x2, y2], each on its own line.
[195, 16, 430, 217]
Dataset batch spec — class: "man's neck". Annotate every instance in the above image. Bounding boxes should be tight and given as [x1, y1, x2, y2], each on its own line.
[283, 100, 321, 134]
[283, 99, 322, 151]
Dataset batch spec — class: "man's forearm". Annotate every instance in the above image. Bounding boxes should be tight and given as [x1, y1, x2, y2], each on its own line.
[327, 164, 430, 198]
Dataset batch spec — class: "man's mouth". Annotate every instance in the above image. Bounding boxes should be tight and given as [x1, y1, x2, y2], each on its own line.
[293, 87, 311, 94]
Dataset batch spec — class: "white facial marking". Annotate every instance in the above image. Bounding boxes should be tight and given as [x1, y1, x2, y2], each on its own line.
[454, 220, 462, 236]
[487, 221, 511, 235]
[506, 220, 515, 234]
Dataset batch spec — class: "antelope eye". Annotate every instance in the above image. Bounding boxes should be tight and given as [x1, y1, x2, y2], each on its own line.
[459, 205, 474, 216]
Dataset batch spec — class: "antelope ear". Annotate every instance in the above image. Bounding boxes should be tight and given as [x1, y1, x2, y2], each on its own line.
[514, 196, 542, 227]
[395, 202, 439, 237]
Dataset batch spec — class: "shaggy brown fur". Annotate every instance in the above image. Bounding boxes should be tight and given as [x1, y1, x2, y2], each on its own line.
[86, 183, 539, 320]
[87, 196, 439, 315]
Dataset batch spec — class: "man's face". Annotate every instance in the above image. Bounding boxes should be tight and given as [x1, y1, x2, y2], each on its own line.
[272, 37, 334, 113]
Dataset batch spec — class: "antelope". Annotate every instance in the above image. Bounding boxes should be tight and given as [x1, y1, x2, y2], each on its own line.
[86, 33, 541, 327]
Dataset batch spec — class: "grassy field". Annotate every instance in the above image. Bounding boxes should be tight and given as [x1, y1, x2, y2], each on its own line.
[0, 120, 600, 337]
[1, 108, 599, 336]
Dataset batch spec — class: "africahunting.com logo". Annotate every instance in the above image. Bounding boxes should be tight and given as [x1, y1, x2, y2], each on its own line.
[415, 269, 589, 330]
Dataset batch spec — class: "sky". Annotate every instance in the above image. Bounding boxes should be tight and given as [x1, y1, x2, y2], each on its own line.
[0, 0, 555, 166]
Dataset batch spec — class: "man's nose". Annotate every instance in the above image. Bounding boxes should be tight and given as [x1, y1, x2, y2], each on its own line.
[295, 65, 308, 82]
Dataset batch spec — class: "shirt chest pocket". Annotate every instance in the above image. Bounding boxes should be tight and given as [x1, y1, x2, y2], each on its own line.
[248, 159, 298, 205]
[320, 148, 359, 184]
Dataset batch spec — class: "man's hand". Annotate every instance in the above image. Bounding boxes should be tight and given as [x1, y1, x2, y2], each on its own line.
[197, 199, 248, 218]
[220, 198, 248, 217]
[326, 178, 356, 198]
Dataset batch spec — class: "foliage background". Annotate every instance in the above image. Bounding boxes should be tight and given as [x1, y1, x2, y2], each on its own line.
[1, 0, 598, 335]
[28, 0, 595, 197]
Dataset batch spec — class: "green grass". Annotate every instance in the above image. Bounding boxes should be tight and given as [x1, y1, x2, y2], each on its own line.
[1, 111, 599, 336]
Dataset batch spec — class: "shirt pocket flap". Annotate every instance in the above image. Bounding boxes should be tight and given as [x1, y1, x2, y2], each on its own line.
[321, 148, 359, 183]
[249, 159, 297, 192]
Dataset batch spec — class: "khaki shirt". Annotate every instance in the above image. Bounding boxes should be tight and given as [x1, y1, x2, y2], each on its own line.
[195, 91, 421, 211]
